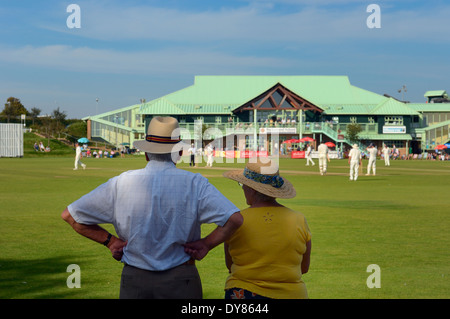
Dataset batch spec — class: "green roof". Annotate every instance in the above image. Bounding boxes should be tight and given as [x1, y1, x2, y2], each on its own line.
[359, 133, 413, 140]
[419, 119, 450, 131]
[408, 103, 450, 112]
[137, 76, 420, 116]
[143, 98, 186, 115]
[139, 75, 388, 115]
[83, 103, 141, 120]
[424, 90, 447, 97]
[369, 98, 419, 115]
[319, 98, 418, 115]
[319, 104, 376, 114]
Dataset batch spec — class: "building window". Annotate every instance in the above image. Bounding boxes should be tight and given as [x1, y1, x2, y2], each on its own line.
[383, 140, 405, 148]
[385, 116, 403, 125]
[245, 135, 253, 149]
[368, 116, 375, 124]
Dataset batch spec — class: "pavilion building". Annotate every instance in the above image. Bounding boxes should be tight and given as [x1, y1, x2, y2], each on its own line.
[84, 76, 450, 157]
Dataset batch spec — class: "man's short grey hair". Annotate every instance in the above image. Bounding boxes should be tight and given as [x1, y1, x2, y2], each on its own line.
[146, 152, 179, 163]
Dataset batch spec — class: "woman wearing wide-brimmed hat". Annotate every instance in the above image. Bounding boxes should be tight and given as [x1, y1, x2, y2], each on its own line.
[223, 158, 312, 299]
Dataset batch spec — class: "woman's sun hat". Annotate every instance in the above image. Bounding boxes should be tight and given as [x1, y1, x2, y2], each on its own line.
[133, 116, 188, 154]
[223, 158, 296, 199]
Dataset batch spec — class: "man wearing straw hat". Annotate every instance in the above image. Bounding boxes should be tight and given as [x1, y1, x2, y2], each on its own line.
[348, 144, 362, 181]
[216, 158, 311, 299]
[62, 116, 243, 299]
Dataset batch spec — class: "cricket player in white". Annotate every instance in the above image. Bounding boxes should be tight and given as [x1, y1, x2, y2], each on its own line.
[366, 143, 377, 176]
[305, 144, 315, 166]
[348, 144, 362, 181]
[74, 142, 86, 170]
[382, 144, 390, 166]
[317, 143, 330, 175]
[205, 144, 214, 167]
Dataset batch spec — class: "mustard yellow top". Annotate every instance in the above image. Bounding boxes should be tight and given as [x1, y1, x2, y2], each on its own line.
[225, 206, 311, 299]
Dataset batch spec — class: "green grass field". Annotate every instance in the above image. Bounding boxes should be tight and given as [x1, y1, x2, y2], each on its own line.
[1, 147, 449, 299]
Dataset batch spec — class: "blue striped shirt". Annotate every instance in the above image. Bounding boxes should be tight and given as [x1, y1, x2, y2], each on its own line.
[68, 160, 239, 271]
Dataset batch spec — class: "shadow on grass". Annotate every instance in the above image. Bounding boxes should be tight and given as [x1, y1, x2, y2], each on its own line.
[0, 255, 95, 299]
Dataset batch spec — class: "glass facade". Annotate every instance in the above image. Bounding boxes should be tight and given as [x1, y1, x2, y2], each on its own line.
[425, 123, 450, 148]
[91, 121, 131, 147]
[423, 112, 450, 126]
[89, 105, 145, 149]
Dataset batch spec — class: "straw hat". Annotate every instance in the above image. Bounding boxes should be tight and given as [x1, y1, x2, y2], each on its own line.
[352, 144, 359, 148]
[223, 158, 296, 199]
[133, 116, 187, 154]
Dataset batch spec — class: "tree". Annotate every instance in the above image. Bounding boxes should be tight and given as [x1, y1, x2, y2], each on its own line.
[346, 123, 363, 144]
[51, 107, 68, 138]
[66, 121, 87, 142]
[52, 107, 67, 122]
[30, 107, 41, 125]
[1, 97, 28, 123]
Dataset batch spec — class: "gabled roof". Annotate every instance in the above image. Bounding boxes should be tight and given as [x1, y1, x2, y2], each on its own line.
[234, 82, 323, 113]
[369, 98, 419, 115]
[142, 98, 186, 115]
[138, 75, 390, 115]
[137, 75, 421, 117]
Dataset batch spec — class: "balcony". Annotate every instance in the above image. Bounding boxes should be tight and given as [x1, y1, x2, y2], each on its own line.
[177, 121, 379, 143]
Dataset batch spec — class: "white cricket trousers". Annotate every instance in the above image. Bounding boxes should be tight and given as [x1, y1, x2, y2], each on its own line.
[319, 156, 327, 175]
[74, 155, 86, 169]
[349, 161, 359, 180]
[367, 158, 376, 175]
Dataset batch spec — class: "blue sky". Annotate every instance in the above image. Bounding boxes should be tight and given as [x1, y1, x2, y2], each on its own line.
[1, 0, 449, 119]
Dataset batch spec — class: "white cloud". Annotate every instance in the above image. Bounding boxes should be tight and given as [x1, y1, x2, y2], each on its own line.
[41, 1, 450, 44]
[2, 0, 449, 118]
[0, 44, 291, 75]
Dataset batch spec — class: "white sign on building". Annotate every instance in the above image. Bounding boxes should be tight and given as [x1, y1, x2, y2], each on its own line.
[259, 127, 297, 134]
[382, 126, 406, 134]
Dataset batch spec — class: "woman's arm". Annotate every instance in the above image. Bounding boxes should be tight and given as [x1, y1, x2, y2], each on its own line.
[224, 242, 232, 273]
[301, 240, 312, 274]
[183, 211, 243, 261]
